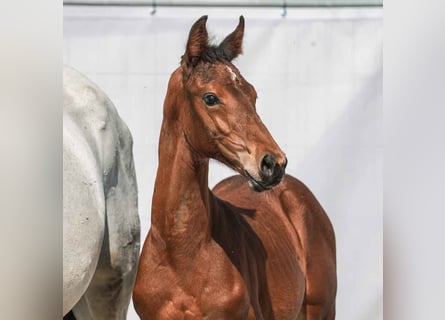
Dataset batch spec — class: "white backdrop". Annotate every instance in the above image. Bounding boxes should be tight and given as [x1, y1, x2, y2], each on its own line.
[64, 5, 382, 319]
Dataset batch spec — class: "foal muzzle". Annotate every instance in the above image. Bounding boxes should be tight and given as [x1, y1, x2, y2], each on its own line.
[246, 154, 287, 192]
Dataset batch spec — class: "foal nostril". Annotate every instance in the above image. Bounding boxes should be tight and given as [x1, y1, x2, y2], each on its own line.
[260, 154, 277, 178]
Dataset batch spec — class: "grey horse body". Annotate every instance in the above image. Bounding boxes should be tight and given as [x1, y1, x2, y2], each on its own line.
[63, 66, 140, 319]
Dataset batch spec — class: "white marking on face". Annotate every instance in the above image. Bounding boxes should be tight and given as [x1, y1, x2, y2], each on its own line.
[225, 65, 237, 82]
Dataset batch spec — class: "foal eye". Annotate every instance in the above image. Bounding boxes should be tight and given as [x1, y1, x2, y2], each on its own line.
[203, 93, 220, 107]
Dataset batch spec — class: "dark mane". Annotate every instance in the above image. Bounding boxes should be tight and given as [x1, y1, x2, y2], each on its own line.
[181, 43, 236, 65]
[204, 43, 237, 63]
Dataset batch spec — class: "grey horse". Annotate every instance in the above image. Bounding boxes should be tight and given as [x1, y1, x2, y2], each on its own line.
[63, 66, 140, 319]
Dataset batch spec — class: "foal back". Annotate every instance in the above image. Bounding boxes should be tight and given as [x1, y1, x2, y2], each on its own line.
[213, 174, 337, 320]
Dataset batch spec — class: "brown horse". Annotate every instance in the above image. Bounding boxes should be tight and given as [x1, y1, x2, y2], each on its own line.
[133, 16, 336, 320]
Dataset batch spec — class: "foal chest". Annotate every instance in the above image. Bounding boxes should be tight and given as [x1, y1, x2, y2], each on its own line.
[134, 240, 253, 319]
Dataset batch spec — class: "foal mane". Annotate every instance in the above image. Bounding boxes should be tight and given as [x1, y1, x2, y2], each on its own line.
[180, 43, 239, 65]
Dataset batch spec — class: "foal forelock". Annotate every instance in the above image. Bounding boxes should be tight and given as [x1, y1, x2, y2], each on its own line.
[181, 61, 242, 88]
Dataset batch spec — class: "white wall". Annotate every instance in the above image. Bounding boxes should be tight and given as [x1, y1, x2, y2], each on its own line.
[64, 6, 382, 319]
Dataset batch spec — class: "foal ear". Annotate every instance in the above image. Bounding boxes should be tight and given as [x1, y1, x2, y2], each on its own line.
[218, 16, 245, 61]
[183, 15, 209, 67]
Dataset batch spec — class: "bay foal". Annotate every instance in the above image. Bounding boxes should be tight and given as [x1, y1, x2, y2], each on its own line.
[133, 16, 336, 319]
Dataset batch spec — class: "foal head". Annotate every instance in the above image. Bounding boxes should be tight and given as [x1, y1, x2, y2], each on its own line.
[169, 16, 287, 192]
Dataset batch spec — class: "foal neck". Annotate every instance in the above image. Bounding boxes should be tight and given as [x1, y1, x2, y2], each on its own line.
[151, 97, 212, 254]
